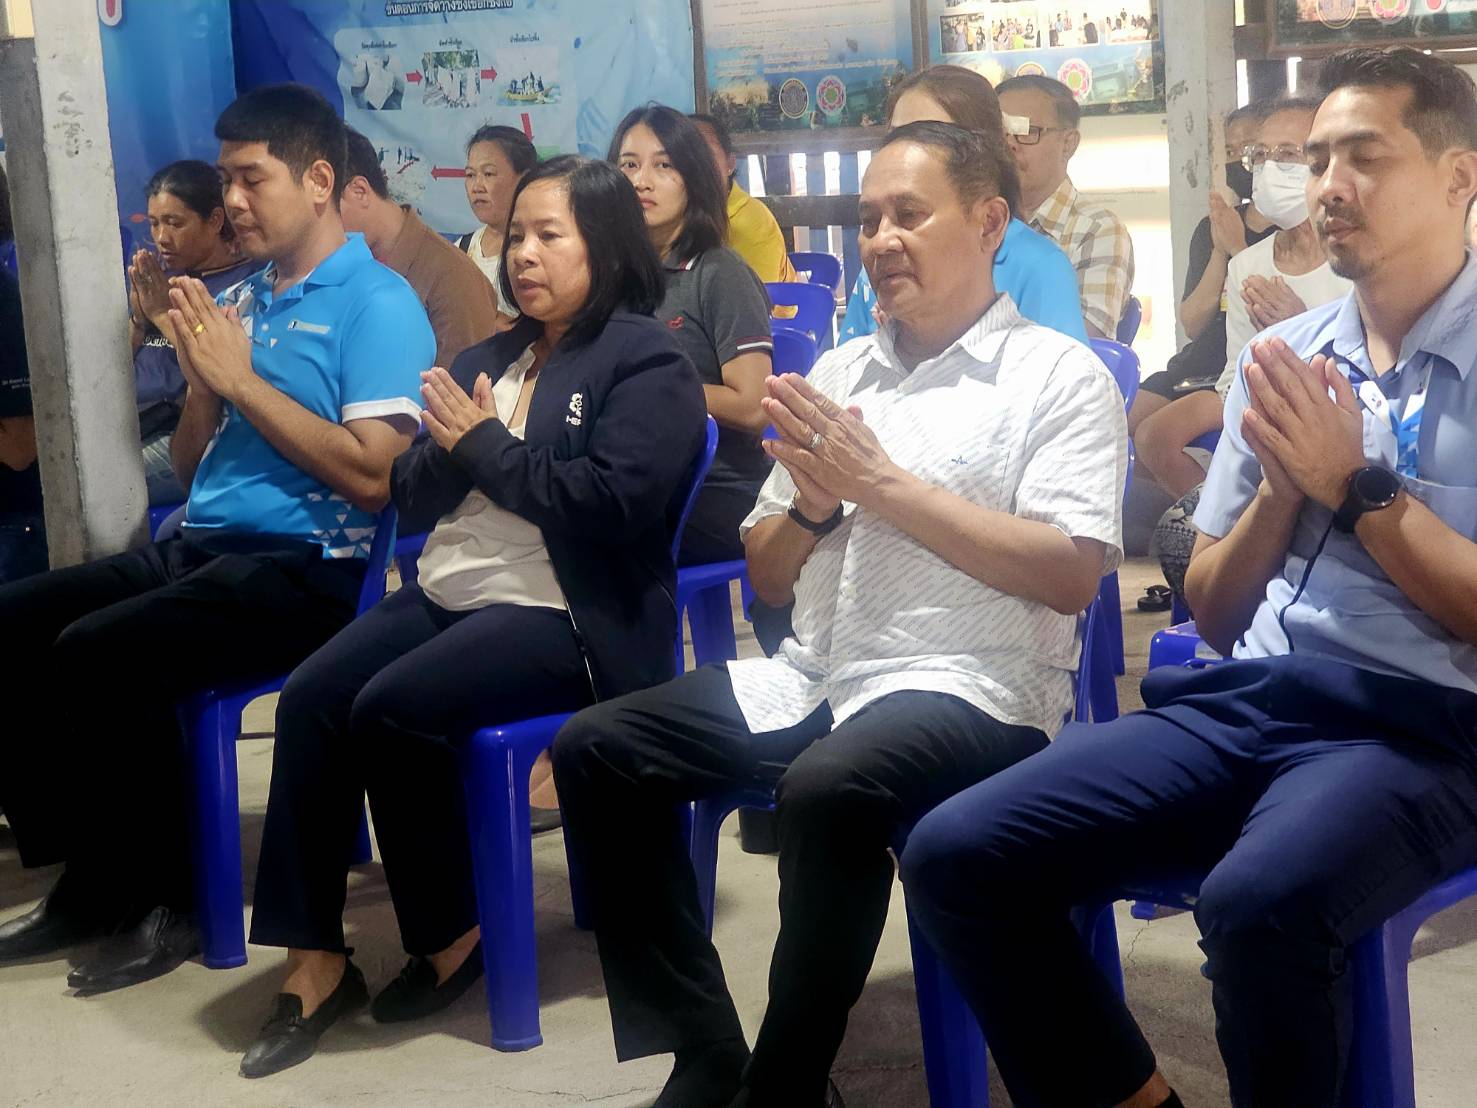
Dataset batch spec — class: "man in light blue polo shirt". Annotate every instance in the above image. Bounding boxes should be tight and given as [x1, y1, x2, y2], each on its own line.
[0, 84, 432, 996]
[901, 49, 1477, 1108]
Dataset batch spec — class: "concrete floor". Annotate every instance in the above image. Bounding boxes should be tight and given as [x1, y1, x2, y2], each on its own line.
[4, 558, 1477, 1107]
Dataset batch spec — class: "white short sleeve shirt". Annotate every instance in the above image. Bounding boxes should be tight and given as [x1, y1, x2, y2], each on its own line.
[729, 293, 1128, 738]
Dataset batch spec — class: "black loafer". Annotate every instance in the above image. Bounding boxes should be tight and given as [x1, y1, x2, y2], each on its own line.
[371, 942, 484, 1023]
[67, 906, 199, 993]
[240, 960, 369, 1079]
[530, 805, 563, 834]
[0, 885, 110, 962]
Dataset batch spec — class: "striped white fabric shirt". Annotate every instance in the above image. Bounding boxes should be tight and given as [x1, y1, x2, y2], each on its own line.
[730, 293, 1127, 738]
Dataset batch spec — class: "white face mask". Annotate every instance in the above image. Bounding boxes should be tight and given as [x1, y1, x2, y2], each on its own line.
[1252, 161, 1312, 230]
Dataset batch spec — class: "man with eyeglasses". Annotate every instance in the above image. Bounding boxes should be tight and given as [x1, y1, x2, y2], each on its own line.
[1136, 99, 1351, 506]
[904, 48, 1477, 1108]
[997, 74, 1135, 339]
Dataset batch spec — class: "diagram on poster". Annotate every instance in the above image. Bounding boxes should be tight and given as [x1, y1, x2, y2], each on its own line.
[334, 22, 575, 229]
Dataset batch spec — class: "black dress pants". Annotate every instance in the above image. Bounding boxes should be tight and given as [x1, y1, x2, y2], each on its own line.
[677, 482, 758, 566]
[250, 585, 593, 956]
[0, 536, 360, 914]
[551, 664, 1048, 1105]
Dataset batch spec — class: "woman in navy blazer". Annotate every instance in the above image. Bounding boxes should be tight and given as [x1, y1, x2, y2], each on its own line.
[239, 157, 706, 1079]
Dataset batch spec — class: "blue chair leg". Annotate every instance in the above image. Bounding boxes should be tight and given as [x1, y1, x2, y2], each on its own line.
[908, 909, 990, 1108]
[1087, 609, 1120, 724]
[351, 809, 373, 866]
[1074, 901, 1126, 1000]
[1102, 571, 1125, 675]
[564, 829, 594, 932]
[1340, 914, 1420, 1108]
[688, 583, 738, 668]
[461, 732, 543, 1051]
[185, 694, 248, 970]
[692, 798, 733, 936]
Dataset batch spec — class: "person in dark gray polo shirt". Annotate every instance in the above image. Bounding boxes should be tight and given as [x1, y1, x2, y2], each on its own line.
[611, 105, 775, 565]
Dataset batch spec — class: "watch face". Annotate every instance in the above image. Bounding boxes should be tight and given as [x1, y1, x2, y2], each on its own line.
[1355, 466, 1402, 507]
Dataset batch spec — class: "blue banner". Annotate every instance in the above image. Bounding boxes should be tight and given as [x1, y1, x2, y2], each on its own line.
[232, 0, 696, 233]
[98, 0, 238, 240]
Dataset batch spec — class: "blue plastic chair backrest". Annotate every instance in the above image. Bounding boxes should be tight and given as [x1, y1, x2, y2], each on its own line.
[771, 326, 819, 378]
[788, 251, 842, 292]
[671, 416, 720, 562]
[156, 503, 397, 615]
[1116, 295, 1143, 345]
[766, 281, 837, 348]
[1089, 337, 1140, 415]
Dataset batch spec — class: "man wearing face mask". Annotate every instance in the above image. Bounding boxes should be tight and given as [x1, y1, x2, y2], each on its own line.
[1136, 99, 1351, 505]
[1130, 103, 1275, 439]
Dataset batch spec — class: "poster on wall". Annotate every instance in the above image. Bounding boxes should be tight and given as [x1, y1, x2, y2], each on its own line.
[233, 0, 695, 233]
[925, 0, 1163, 113]
[700, 0, 914, 137]
[1272, 0, 1477, 51]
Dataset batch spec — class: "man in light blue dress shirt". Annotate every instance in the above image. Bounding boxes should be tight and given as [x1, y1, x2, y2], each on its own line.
[903, 49, 1477, 1108]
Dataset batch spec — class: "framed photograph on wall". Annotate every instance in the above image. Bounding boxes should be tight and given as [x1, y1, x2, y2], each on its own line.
[1270, 1, 1477, 56]
[924, 0, 1165, 115]
[694, 0, 917, 149]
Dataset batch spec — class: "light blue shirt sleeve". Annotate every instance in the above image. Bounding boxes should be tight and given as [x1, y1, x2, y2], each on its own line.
[1193, 343, 1264, 539]
[997, 221, 1089, 344]
[337, 281, 436, 424]
[838, 269, 877, 343]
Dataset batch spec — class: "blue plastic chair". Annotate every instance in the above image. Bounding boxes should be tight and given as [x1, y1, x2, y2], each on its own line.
[688, 595, 1114, 1107]
[1116, 294, 1143, 345]
[147, 503, 184, 539]
[1089, 338, 1141, 678]
[174, 508, 394, 968]
[1094, 625, 1477, 1108]
[771, 325, 819, 378]
[788, 250, 842, 292]
[767, 281, 838, 352]
[400, 416, 718, 1051]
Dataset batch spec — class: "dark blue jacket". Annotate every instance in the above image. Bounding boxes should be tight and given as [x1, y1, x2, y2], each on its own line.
[392, 311, 707, 700]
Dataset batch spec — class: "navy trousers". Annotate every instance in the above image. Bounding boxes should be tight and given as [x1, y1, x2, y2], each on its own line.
[901, 656, 1477, 1108]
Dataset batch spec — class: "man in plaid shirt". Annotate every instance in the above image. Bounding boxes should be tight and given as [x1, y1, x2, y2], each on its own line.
[999, 75, 1136, 339]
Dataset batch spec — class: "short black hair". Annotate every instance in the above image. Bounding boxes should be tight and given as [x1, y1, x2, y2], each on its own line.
[1227, 101, 1271, 130]
[878, 120, 1023, 219]
[146, 160, 235, 242]
[500, 155, 665, 347]
[466, 124, 539, 175]
[1260, 96, 1323, 124]
[1319, 47, 1477, 158]
[343, 127, 389, 200]
[996, 74, 1082, 129]
[688, 112, 733, 155]
[214, 83, 348, 200]
[608, 104, 728, 262]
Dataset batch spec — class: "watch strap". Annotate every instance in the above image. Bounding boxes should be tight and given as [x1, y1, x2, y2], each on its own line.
[788, 501, 844, 535]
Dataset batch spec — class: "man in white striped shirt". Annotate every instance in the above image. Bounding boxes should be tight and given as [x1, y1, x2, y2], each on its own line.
[553, 121, 1128, 1108]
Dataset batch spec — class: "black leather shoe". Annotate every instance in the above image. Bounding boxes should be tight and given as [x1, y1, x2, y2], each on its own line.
[530, 805, 563, 834]
[371, 942, 484, 1023]
[66, 906, 199, 993]
[240, 960, 369, 1079]
[0, 887, 108, 962]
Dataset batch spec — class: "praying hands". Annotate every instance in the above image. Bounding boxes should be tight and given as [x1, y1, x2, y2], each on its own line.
[761, 373, 898, 516]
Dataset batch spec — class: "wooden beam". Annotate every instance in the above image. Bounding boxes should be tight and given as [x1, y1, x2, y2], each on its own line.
[760, 193, 861, 231]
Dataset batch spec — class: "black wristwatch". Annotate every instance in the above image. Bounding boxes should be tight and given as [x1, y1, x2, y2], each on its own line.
[1333, 465, 1402, 533]
[788, 498, 844, 535]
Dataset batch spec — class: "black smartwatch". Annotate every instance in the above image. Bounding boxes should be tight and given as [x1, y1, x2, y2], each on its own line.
[788, 499, 844, 535]
[1333, 465, 1402, 533]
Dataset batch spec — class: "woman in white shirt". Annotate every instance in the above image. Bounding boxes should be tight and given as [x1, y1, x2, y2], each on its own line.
[457, 124, 538, 319]
[240, 157, 707, 1079]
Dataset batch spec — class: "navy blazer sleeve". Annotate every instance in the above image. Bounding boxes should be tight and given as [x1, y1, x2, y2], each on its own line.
[446, 320, 706, 542]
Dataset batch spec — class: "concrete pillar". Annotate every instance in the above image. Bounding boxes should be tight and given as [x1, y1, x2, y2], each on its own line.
[0, 0, 147, 567]
[1161, 0, 1239, 348]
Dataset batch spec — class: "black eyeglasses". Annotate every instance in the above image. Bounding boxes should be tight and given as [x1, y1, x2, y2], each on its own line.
[1010, 124, 1071, 146]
